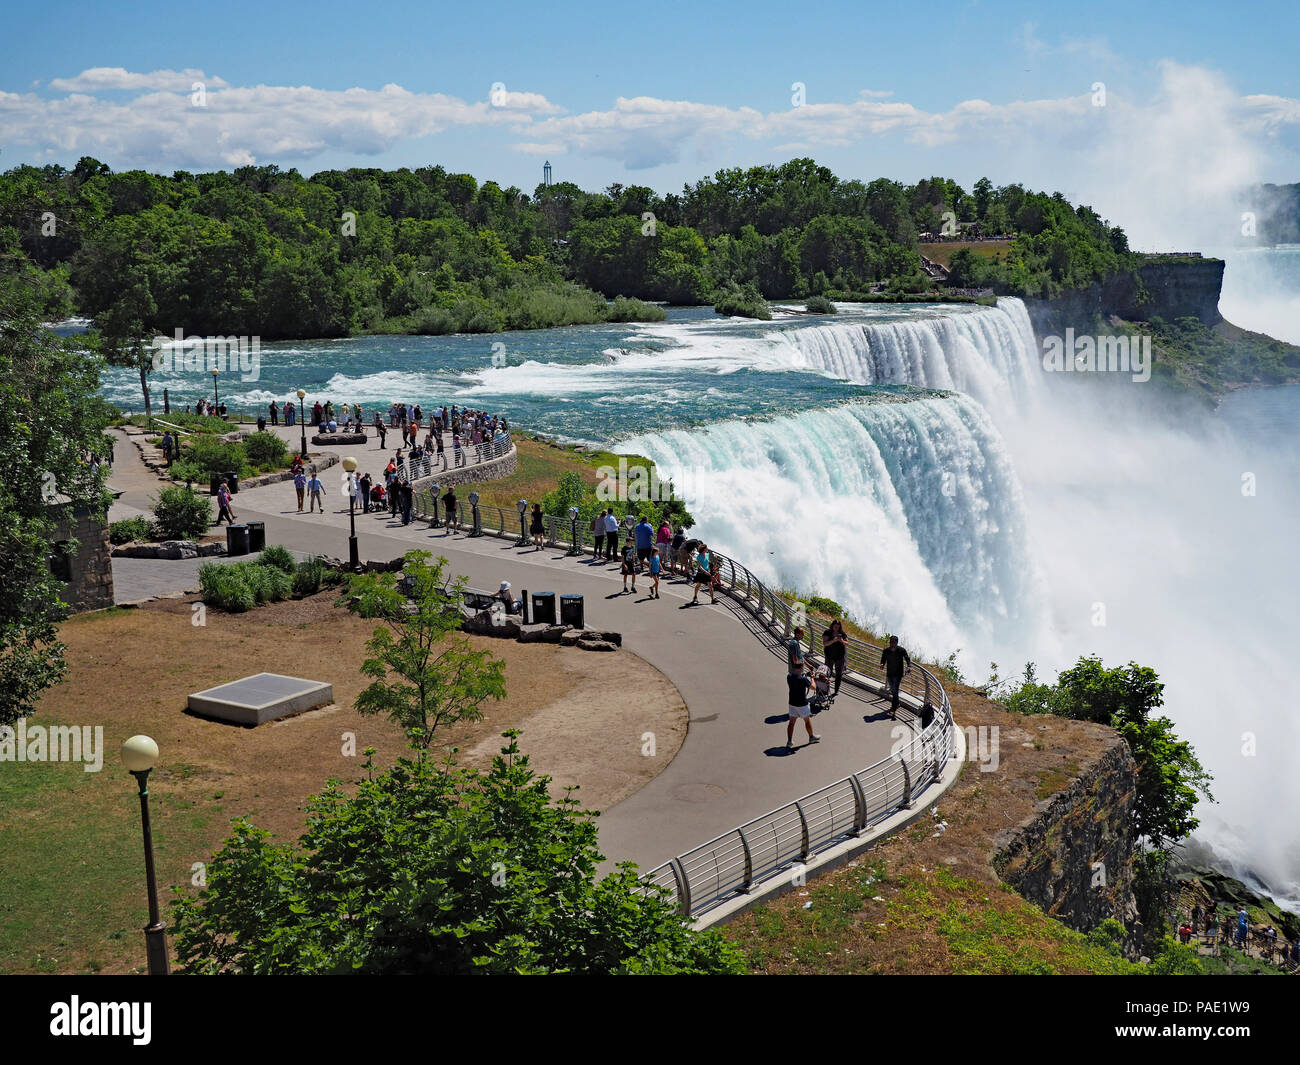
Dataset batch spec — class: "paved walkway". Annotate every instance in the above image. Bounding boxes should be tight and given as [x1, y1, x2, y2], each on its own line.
[105, 428, 917, 873]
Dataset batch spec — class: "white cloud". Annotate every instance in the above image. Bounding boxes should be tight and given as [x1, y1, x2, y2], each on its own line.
[49, 67, 230, 92]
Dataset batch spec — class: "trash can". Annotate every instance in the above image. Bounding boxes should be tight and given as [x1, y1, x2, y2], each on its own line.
[210, 473, 222, 496]
[226, 524, 250, 556]
[225, 470, 240, 494]
[560, 594, 585, 629]
[246, 520, 266, 552]
[531, 591, 557, 625]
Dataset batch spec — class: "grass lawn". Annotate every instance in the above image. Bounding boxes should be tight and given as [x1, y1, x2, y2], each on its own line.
[919, 240, 1012, 269]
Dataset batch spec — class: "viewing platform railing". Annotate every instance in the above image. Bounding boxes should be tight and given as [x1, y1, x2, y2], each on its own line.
[400, 502, 957, 919]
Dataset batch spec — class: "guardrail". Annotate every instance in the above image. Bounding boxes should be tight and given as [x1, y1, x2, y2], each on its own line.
[398, 499, 956, 919]
[383, 430, 514, 484]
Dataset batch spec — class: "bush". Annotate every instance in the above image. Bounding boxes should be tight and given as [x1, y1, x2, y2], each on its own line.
[292, 556, 326, 596]
[152, 485, 211, 540]
[806, 595, 843, 618]
[805, 295, 838, 314]
[242, 563, 291, 605]
[179, 436, 248, 478]
[244, 431, 289, 471]
[605, 296, 667, 323]
[713, 281, 771, 320]
[109, 516, 153, 544]
[257, 544, 296, 573]
[199, 563, 254, 613]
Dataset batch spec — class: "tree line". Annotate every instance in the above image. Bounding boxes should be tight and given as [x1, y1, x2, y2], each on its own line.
[1, 156, 1134, 339]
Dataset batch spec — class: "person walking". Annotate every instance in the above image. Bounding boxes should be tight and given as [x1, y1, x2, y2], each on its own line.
[442, 486, 459, 531]
[620, 535, 638, 594]
[649, 546, 662, 599]
[691, 543, 715, 605]
[293, 468, 307, 512]
[786, 663, 821, 749]
[530, 503, 545, 550]
[787, 626, 806, 671]
[160, 431, 173, 468]
[591, 510, 605, 560]
[374, 413, 387, 450]
[269, 400, 279, 426]
[307, 471, 326, 513]
[634, 515, 655, 572]
[669, 526, 685, 575]
[656, 519, 673, 568]
[823, 618, 849, 697]
[400, 482, 413, 525]
[603, 509, 620, 561]
[879, 636, 912, 718]
[215, 480, 237, 525]
[435, 430, 445, 469]
[359, 472, 372, 514]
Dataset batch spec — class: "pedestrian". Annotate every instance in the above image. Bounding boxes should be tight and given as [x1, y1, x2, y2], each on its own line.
[400, 482, 413, 525]
[374, 414, 387, 450]
[691, 543, 715, 605]
[603, 509, 620, 561]
[656, 519, 673, 568]
[307, 471, 326, 513]
[787, 626, 806, 671]
[293, 468, 307, 512]
[160, 431, 173, 467]
[669, 526, 685, 575]
[591, 510, 605, 559]
[621, 535, 638, 593]
[257, 414, 266, 432]
[269, 400, 279, 426]
[678, 535, 700, 576]
[786, 663, 821, 749]
[107, 438, 115, 467]
[215, 480, 237, 525]
[634, 515, 654, 572]
[823, 618, 849, 697]
[359, 472, 372, 513]
[879, 635, 912, 718]
[649, 546, 662, 599]
[530, 503, 545, 550]
[442, 486, 458, 531]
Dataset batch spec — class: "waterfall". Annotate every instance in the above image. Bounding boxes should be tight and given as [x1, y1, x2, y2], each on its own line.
[625, 393, 1043, 662]
[766, 298, 1043, 411]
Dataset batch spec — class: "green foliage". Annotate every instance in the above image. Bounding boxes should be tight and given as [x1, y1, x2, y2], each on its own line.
[291, 555, 327, 596]
[169, 733, 744, 974]
[255, 544, 296, 573]
[108, 516, 153, 544]
[805, 295, 837, 314]
[339, 551, 507, 748]
[150, 484, 211, 540]
[606, 295, 667, 322]
[1085, 917, 1127, 956]
[1148, 934, 1205, 975]
[713, 280, 771, 320]
[243, 431, 289, 471]
[806, 595, 843, 618]
[198, 559, 292, 611]
[0, 286, 113, 727]
[175, 436, 248, 479]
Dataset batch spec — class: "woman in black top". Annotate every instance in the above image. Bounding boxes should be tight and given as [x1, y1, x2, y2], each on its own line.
[530, 503, 545, 550]
[442, 488, 458, 532]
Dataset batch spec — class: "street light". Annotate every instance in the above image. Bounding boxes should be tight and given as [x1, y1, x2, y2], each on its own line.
[121, 735, 169, 976]
[342, 456, 360, 570]
[297, 388, 308, 462]
[211, 368, 220, 416]
[516, 499, 528, 546]
[567, 505, 580, 556]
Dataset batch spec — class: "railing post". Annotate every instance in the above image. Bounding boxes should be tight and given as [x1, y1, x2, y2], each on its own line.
[899, 758, 913, 809]
[794, 801, 810, 859]
[847, 774, 868, 834]
[668, 858, 692, 917]
[737, 828, 754, 892]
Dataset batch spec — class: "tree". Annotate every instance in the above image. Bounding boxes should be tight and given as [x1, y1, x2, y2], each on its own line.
[0, 285, 113, 728]
[339, 551, 506, 749]
[170, 733, 744, 974]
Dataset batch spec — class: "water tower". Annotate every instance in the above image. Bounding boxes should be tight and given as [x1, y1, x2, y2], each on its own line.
[543, 160, 552, 187]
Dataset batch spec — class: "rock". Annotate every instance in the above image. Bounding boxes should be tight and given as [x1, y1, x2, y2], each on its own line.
[197, 542, 226, 556]
[518, 623, 550, 643]
[593, 630, 623, 646]
[560, 630, 583, 646]
[540, 624, 569, 643]
[577, 639, 618, 652]
[159, 540, 199, 560]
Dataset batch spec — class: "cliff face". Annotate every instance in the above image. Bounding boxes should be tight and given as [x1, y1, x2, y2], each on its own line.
[1026, 257, 1225, 338]
[992, 737, 1138, 937]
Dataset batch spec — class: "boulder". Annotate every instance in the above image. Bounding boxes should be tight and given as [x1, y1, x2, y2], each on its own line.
[577, 639, 618, 652]
[158, 540, 199, 560]
[311, 432, 368, 445]
[560, 630, 583, 647]
[592, 630, 623, 646]
[518, 623, 550, 643]
[197, 541, 226, 557]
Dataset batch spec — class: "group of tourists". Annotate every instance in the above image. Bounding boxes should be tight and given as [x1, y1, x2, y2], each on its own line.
[784, 622, 913, 750]
[188, 398, 227, 418]
[1175, 903, 1300, 969]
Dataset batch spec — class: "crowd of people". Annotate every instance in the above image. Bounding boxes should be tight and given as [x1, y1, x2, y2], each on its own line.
[1174, 902, 1300, 970]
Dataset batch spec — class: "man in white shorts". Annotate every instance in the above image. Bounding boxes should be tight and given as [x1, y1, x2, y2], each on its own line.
[786, 663, 821, 749]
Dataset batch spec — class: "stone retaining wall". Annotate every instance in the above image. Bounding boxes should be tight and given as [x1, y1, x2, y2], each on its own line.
[409, 445, 518, 490]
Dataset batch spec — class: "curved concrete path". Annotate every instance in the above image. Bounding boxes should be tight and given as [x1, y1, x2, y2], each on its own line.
[107, 431, 923, 874]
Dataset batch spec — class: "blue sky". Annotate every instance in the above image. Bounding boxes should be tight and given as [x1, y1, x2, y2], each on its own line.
[3, 0, 1298, 243]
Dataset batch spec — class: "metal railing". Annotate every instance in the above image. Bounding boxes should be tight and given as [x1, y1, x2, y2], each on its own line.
[396, 497, 956, 918]
[391, 430, 514, 484]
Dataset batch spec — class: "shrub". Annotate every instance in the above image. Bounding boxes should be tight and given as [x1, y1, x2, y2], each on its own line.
[805, 295, 838, 314]
[605, 296, 667, 323]
[199, 563, 254, 613]
[292, 556, 326, 596]
[109, 516, 153, 544]
[807, 595, 843, 618]
[244, 431, 289, 471]
[179, 436, 248, 478]
[257, 544, 296, 573]
[241, 562, 291, 605]
[152, 485, 211, 540]
[713, 281, 771, 320]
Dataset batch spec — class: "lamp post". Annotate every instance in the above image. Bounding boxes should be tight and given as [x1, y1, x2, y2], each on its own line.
[342, 456, 360, 571]
[468, 491, 482, 537]
[211, 369, 220, 416]
[516, 499, 528, 546]
[297, 388, 308, 462]
[121, 735, 169, 976]
[567, 505, 580, 556]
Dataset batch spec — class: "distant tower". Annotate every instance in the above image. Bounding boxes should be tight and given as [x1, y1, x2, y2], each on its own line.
[543, 160, 552, 187]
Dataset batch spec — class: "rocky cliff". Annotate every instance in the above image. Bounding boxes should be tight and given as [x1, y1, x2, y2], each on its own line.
[992, 735, 1139, 937]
